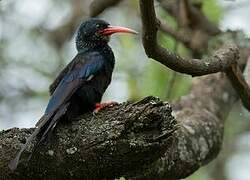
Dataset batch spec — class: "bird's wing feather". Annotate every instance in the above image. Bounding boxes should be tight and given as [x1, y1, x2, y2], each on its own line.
[9, 52, 104, 171]
[45, 52, 104, 115]
[49, 58, 77, 95]
[37, 52, 104, 126]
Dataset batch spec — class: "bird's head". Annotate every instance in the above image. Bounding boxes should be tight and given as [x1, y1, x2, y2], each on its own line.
[75, 18, 137, 52]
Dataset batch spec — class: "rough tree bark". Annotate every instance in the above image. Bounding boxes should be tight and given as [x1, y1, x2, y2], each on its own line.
[0, 61, 245, 179]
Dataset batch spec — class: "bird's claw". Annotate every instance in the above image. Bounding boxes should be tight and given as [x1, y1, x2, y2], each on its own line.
[93, 101, 118, 114]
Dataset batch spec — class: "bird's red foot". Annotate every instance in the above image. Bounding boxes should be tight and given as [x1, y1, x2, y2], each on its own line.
[94, 101, 118, 114]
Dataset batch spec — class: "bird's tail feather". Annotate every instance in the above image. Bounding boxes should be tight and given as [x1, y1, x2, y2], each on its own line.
[8, 102, 70, 171]
[37, 102, 69, 145]
[8, 115, 48, 171]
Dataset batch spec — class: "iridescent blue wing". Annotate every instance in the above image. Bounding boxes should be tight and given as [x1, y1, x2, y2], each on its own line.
[45, 52, 104, 116]
[9, 52, 105, 171]
[49, 59, 76, 95]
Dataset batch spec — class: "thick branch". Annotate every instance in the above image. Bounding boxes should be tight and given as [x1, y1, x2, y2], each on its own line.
[2, 97, 175, 179]
[135, 73, 238, 179]
[0, 70, 238, 179]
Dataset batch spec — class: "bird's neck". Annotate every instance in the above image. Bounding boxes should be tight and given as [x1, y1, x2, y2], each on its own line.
[77, 42, 114, 65]
[76, 40, 109, 54]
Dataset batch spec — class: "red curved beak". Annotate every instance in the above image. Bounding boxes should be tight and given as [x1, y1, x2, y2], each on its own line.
[99, 26, 138, 36]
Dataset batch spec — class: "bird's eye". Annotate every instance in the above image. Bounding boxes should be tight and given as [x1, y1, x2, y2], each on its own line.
[96, 24, 100, 28]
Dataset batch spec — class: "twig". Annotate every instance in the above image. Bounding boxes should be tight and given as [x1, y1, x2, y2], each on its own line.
[160, 21, 191, 45]
[226, 64, 250, 110]
[165, 0, 180, 99]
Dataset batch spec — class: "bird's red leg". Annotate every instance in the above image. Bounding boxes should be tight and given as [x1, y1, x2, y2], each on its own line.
[94, 101, 118, 113]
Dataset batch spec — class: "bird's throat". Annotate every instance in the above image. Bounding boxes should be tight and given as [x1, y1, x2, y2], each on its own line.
[76, 40, 109, 54]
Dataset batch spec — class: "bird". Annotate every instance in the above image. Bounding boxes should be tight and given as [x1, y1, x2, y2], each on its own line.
[9, 18, 137, 171]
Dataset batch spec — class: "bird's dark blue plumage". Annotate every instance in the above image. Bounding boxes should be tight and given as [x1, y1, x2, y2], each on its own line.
[45, 52, 106, 115]
[9, 18, 136, 171]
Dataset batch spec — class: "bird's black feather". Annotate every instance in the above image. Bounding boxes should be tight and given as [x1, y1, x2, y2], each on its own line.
[9, 19, 115, 171]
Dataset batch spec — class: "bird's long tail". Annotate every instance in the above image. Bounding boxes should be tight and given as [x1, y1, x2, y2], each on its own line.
[8, 102, 70, 171]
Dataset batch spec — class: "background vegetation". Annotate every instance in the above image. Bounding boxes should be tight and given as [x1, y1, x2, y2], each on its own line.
[0, 0, 250, 179]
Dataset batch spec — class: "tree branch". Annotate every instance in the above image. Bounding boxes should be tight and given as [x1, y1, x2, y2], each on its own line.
[2, 97, 174, 179]
[244, 57, 250, 85]
[157, 0, 221, 35]
[139, 0, 238, 76]
[139, 0, 250, 111]
[159, 20, 191, 45]
[89, 0, 123, 17]
[0, 70, 240, 179]
[226, 64, 250, 110]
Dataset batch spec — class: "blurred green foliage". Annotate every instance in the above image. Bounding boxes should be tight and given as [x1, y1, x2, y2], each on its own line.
[202, 0, 222, 24]
[0, 0, 250, 179]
